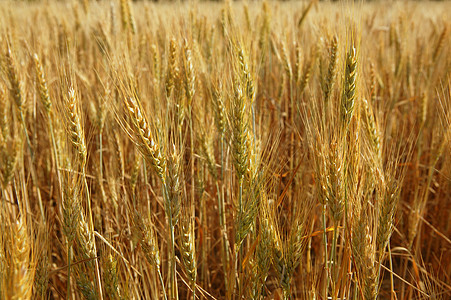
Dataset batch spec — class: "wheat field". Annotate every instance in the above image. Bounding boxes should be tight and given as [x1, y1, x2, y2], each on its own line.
[0, 0, 450, 299]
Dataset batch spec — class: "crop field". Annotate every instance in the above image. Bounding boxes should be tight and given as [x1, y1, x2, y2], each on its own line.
[0, 0, 450, 299]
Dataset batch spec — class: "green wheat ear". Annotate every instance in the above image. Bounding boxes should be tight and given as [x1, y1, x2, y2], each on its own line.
[341, 46, 357, 127]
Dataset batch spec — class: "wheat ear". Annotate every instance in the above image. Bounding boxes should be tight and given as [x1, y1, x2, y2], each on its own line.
[33, 54, 52, 114]
[124, 96, 166, 182]
[341, 46, 358, 127]
[179, 216, 197, 298]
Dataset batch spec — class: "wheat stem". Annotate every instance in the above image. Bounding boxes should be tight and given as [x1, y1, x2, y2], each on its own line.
[67, 244, 72, 300]
[322, 204, 330, 298]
